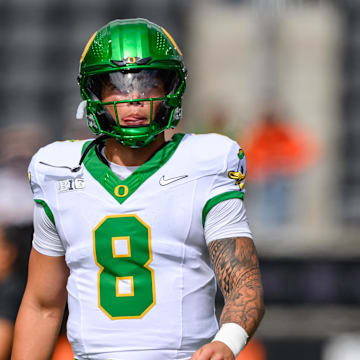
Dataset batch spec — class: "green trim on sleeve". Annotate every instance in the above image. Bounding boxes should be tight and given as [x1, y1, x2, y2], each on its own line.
[34, 199, 56, 226]
[202, 191, 244, 227]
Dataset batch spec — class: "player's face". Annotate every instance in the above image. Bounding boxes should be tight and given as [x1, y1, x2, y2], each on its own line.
[100, 71, 166, 127]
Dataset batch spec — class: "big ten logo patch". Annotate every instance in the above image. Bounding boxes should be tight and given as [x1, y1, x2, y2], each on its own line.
[58, 178, 85, 193]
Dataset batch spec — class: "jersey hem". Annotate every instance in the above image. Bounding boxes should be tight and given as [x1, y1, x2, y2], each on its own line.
[32, 241, 65, 257]
[206, 231, 253, 245]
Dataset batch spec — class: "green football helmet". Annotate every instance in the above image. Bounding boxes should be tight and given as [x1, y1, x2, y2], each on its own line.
[78, 18, 187, 148]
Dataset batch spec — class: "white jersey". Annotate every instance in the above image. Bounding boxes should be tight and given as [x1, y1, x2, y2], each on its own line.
[28, 133, 248, 360]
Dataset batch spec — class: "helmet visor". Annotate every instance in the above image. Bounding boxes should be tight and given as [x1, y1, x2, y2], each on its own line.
[84, 69, 182, 132]
[86, 69, 180, 100]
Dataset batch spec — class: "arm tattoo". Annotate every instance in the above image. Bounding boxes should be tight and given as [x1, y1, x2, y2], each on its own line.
[208, 237, 264, 337]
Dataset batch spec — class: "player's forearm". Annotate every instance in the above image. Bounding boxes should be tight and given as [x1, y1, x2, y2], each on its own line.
[209, 237, 264, 337]
[11, 296, 65, 360]
[219, 266, 264, 337]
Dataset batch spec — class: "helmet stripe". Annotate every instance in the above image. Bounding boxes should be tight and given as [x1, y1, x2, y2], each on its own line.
[80, 31, 98, 63]
[161, 27, 183, 56]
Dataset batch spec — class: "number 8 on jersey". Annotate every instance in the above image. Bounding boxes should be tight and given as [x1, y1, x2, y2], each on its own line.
[93, 215, 156, 319]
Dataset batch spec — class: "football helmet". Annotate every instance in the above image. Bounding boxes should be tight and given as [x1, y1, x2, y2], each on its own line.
[78, 18, 186, 148]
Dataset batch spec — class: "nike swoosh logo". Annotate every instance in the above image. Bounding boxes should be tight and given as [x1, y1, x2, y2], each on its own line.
[159, 175, 188, 186]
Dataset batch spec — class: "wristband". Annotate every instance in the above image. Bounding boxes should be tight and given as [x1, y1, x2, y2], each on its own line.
[212, 323, 249, 357]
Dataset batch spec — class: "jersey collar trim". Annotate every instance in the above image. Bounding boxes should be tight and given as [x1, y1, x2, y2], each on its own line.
[82, 133, 185, 204]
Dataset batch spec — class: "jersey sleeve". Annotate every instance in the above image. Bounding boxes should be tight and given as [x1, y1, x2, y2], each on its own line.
[33, 202, 65, 256]
[28, 152, 64, 256]
[202, 140, 247, 227]
[28, 153, 44, 201]
[204, 198, 253, 245]
[28, 152, 55, 221]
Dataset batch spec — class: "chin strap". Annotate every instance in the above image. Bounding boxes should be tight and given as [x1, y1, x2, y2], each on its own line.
[71, 134, 110, 172]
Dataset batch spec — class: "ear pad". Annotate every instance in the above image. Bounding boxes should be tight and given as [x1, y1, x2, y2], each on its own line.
[88, 91, 117, 132]
[154, 102, 173, 128]
[96, 108, 117, 132]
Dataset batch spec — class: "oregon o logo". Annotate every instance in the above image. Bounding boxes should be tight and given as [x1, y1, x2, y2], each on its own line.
[126, 57, 137, 64]
[114, 185, 129, 197]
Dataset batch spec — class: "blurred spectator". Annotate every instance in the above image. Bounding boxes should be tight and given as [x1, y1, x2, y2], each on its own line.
[0, 123, 43, 358]
[52, 334, 74, 360]
[187, 102, 237, 139]
[236, 338, 266, 360]
[240, 107, 319, 180]
[206, 104, 231, 136]
[0, 123, 49, 226]
[51, 307, 73, 360]
[239, 107, 319, 225]
[0, 226, 27, 359]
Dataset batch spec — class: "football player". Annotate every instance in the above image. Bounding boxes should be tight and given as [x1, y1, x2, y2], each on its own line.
[12, 19, 264, 360]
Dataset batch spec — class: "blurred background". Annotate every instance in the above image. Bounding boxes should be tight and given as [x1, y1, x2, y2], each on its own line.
[0, 0, 359, 359]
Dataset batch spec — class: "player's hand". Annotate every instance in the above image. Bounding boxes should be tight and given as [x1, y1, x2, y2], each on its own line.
[190, 341, 235, 360]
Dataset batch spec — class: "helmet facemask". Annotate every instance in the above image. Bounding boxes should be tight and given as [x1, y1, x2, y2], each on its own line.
[79, 18, 187, 147]
[83, 68, 183, 148]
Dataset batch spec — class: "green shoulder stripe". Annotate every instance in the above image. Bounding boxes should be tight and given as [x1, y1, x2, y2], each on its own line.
[202, 191, 244, 227]
[34, 199, 56, 226]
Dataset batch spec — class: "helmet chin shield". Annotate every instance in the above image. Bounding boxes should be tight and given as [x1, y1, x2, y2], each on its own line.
[78, 19, 186, 147]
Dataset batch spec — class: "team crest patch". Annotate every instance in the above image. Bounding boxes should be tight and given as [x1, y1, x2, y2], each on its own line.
[228, 171, 246, 184]
[58, 178, 85, 192]
[228, 171, 246, 190]
[228, 148, 246, 190]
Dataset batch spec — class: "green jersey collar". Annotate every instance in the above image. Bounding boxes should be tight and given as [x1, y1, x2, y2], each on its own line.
[82, 133, 185, 204]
